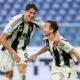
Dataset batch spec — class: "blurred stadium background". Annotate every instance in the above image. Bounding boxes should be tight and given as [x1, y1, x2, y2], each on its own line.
[0, 0, 80, 80]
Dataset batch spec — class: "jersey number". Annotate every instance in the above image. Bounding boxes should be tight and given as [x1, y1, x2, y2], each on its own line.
[68, 73, 71, 79]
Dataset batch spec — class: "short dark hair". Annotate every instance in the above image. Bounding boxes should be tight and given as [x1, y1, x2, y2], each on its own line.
[46, 20, 59, 33]
[25, 3, 38, 12]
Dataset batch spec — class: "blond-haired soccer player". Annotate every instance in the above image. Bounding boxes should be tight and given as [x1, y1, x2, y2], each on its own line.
[29, 20, 80, 80]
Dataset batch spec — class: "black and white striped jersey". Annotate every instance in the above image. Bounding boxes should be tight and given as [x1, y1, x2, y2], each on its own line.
[0, 14, 44, 52]
[44, 36, 75, 67]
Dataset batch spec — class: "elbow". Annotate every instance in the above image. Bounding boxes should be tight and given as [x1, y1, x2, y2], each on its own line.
[0, 33, 8, 43]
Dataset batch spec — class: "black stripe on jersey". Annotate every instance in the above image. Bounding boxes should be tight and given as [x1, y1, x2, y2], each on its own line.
[44, 39, 61, 67]
[53, 47, 60, 67]
[1, 16, 23, 51]
[44, 39, 72, 67]
[11, 22, 24, 51]
[45, 39, 60, 66]
[1, 47, 6, 51]
[10, 16, 23, 27]
[22, 22, 34, 50]
[44, 39, 53, 56]
[7, 27, 18, 39]
[1, 25, 19, 51]
[60, 39, 72, 67]
[60, 49, 72, 67]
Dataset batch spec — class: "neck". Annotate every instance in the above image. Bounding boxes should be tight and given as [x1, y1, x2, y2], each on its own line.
[47, 33, 55, 41]
[23, 15, 29, 23]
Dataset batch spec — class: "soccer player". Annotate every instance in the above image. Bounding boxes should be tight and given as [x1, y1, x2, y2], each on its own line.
[0, 3, 41, 80]
[0, 4, 60, 80]
[29, 20, 80, 80]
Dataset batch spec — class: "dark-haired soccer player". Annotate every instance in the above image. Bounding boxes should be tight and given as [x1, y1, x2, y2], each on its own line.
[29, 20, 80, 80]
[0, 3, 43, 80]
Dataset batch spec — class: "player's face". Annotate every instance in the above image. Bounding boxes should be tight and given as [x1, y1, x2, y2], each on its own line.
[24, 8, 36, 22]
[42, 23, 54, 36]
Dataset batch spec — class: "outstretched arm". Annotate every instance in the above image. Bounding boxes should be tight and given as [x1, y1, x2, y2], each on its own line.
[28, 46, 48, 61]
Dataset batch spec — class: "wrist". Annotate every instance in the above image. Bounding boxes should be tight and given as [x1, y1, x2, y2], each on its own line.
[9, 49, 16, 55]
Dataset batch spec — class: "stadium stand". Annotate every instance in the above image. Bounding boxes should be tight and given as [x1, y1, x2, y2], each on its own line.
[0, 0, 80, 46]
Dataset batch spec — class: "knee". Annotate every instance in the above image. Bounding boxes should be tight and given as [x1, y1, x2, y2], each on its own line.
[5, 70, 13, 78]
[19, 67, 26, 73]
[18, 64, 26, 73]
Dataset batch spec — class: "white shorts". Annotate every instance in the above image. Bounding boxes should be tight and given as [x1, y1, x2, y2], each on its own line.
[51, 63, 77, 80]
[16, 49, 28, 64]
[0, 49, 28, 72]
[0, 50, 14, 72]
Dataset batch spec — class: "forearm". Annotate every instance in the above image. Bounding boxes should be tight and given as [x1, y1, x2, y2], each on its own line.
[35, 46, 48, 56]
[0, 32, 21, 62]
[74, 52, 80, 62]
[0, 37, 16, 55]
[70, 48, 80, 62]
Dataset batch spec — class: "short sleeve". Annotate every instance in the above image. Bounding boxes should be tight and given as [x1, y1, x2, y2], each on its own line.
[3, 25, 14, 35]
[2, 14, 23, 35]
[59, 40, 73, 53]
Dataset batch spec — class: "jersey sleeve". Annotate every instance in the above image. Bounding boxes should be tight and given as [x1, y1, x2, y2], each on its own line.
[3, 25, 14, 35]
[3, 14, 23, 35]
[59, 40, 73, 53]
[31, 19, 45, 28]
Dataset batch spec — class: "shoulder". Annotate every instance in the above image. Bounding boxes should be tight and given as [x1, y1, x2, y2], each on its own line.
[31, 18, 45, 28]
[9, 14, 23, 21]
[7, 14, 23, 27]
[60, 36, 69, 43]
[59, 36, 73, 53]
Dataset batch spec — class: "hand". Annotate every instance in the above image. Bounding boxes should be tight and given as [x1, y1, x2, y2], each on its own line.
[12, 53, 21, 62]
[28, 54, 37, 61]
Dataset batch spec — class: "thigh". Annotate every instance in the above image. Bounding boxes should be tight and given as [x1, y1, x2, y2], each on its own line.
[63, 67, 77, 80]
[63, 71, 77, 80]
[0, 50, 14, 72]
[17, 64, 26, 73]
[51, 65, 63, 80]
[51, 72, 64, 80]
